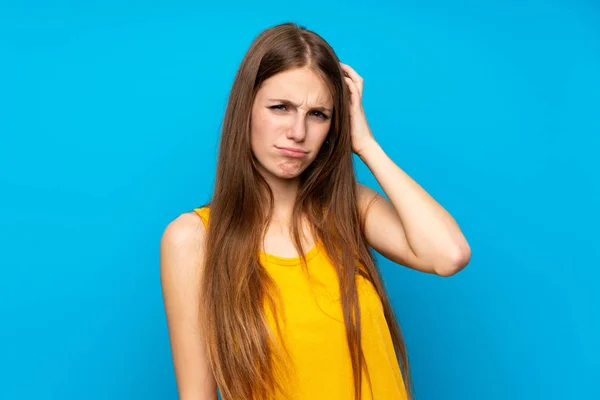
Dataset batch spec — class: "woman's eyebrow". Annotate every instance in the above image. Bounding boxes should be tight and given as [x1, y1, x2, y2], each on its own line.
[267, 98, 332, 113]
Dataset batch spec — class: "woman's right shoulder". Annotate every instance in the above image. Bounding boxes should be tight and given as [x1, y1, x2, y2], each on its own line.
[160, 210, 209, 273]
[163, 210, 207, 242]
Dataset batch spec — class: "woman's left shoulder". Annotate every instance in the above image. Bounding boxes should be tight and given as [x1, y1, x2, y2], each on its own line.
[356, 183, 381, 215]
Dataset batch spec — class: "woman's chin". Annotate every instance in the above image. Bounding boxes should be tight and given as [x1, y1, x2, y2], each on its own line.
[255, 158, 310, 182]
[272, 160, 307, 179]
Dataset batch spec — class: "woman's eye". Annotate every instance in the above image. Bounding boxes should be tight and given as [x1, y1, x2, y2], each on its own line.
[269, 105, 329, 120]
[312, 111, 329, 120]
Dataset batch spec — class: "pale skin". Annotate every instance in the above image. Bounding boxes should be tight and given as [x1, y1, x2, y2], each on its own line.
[160, 63, 471, 399]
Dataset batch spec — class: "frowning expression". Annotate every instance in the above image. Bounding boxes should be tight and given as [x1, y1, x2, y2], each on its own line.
[250, 67, 333, 180]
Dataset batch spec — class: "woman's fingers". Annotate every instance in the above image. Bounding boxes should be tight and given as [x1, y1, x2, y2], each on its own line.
[340, 62, 363, 97]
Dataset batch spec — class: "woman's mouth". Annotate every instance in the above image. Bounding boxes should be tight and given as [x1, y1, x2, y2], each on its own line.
[276, 146, 308, 158]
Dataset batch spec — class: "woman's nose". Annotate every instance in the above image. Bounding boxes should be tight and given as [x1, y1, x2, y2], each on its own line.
[286, 114, 307, 142]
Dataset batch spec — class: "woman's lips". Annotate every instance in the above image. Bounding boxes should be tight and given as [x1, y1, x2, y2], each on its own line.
[276, 146, 307, 158]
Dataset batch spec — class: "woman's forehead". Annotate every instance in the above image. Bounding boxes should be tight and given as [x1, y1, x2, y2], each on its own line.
[259, 68, 333, 105]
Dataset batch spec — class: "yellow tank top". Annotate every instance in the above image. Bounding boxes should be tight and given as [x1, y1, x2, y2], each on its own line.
[194, 206, 407, 400]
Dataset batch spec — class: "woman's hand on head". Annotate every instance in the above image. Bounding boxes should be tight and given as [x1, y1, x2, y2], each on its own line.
[340, 62, 377, 157]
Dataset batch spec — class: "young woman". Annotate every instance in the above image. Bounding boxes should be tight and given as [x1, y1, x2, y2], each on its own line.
[160, 22, 471, 400]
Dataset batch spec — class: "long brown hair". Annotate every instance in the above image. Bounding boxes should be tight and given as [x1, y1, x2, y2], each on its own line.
[201, 22, 413, 400]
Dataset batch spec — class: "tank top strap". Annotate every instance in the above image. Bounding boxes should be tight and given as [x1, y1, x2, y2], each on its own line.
[193, 206, 210, 229]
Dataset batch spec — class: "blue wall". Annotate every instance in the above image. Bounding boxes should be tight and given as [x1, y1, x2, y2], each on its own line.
[1, 1, 598, 399]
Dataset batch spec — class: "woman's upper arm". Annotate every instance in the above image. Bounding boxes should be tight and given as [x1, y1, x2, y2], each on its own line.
[160, 212, 218, 400]
[357, 183, 434, 273]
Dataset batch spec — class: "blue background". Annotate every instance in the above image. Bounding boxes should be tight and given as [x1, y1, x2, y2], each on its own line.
[1, 1, 598, 399]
